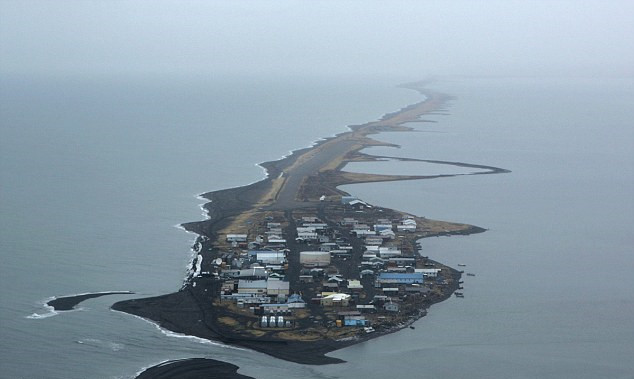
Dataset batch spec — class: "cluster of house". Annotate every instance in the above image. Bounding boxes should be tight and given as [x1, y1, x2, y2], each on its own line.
[209, 197, 446, 331]
[220, 221, 304, 317]
[332, 212, 444, 318]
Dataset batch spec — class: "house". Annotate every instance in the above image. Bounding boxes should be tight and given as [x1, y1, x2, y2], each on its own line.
[347, 279, 363, 290]
[397, 224, 416, 232]
[299, 275, 314, 283]
[386, 266, 408, 273]
[238, 267, 269, 279]
[320, 293, 351, 307]
[378, 247, 402, 258]
[267, 238, 286, 245]
[255, 303, 289, 314]
[296, 231, 319, 241]
[384, 302, 400, 312]
[299, 251, 331, 267]
[348, 199, 371, 209]
[226, 234, 247, 242]
[356, 304, 376, 312]
[373, 223, 393, 232]
[415, 268, 442, 277]
[344, 317, 369, 326]
[319, 242, 338, 252]
[364, 245, 379, 253]
[365, 236, 384, 246]
[286, 294, 306, 308]
[389, 257, 416, 266]
[257, 251, 286, 265]
[353, 229, 376, 237]
[330, 249, 351, 258]
[379, 229, 396, 239]
[302, 223, 328, 230]
[377, 272, 424, 285]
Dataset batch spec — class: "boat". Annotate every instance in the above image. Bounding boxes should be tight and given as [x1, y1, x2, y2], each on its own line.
[466, 273, 476, 277]
[409, 326, 415, 330]
[454, 292, 464, 298]
[458, 263, 466, 267]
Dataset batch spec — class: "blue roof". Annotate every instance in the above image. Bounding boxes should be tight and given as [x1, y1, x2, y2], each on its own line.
[287, 294, 305, 303]
[378, 273, 423, 279]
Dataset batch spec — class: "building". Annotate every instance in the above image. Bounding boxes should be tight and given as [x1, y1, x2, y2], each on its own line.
[347, 279, 363, 290]
[256, 251, 286, 265]
[348, 199, 371, 209]
[286, 294, 306, 308]
[226, 234, 247, 242]
[389, 257, 416, 266]
[384, 302, 400, 312]
[397, 224, 416, 232]
[237, 280, 268, 295]
[266, 280, 290, 296]
[379, 229, 396, 239]
[415, 268, 442, 277]
[256, 303, 289, 314]
[377, 272, 424, 285]
[344, 317, 369, 326]
[299, 251, 331, 267]
[374, 223, 393, 232]
[378, 247, 402, 258]
[353, 229, 375, 237]
[365, 236, 383, 246]
[320, 293, 351, 307]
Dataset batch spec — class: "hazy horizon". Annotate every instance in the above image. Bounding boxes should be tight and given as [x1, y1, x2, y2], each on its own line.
[1, 0, 633, 80]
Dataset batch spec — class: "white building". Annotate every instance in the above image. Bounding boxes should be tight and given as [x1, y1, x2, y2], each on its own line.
[415, 268, 442, 278]
[256, 251, 286, 265]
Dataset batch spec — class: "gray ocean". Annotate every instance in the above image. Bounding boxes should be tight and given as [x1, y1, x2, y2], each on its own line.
[1, 75, 632, 378]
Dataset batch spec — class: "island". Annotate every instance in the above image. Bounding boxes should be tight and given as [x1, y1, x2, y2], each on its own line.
[112, 81, 509, 366]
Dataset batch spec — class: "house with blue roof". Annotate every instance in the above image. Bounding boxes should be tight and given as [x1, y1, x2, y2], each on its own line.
[377, 272, 424, 285]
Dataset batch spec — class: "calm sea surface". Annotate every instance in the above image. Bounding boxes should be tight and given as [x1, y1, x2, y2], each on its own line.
[1, 75, 632, 378]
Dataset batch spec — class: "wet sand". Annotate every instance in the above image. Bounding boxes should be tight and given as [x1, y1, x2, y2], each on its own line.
[48, 291, 133, 311]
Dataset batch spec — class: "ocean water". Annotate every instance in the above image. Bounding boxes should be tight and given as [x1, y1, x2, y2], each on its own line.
[1, 75, 633, 378]
[0, 74, 419, 378]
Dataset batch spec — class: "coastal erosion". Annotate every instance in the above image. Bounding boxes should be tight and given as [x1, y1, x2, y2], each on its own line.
[111, 81, 509, 370]
[135, 358, 254, 379]
[47, 291, 134, 311]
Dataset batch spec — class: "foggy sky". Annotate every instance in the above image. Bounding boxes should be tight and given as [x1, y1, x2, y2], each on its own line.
[1, 0, 633, 79]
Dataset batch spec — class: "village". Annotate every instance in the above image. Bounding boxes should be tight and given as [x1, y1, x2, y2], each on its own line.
[188, 195, 463, 341]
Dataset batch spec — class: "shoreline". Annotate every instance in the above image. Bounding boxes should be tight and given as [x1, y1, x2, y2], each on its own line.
[135, 358, 254, 379]
[112, 81, 508, 371]
[47, 291, 134, 311]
